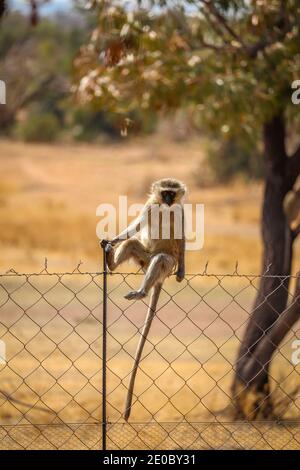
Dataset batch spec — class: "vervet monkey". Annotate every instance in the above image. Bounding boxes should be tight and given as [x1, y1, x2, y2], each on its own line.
[103, 178, 186, 420]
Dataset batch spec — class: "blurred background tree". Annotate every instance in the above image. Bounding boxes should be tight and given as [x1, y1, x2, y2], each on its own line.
[0, 2, 261, 177]
[0, 5, 123, 141]
[73, 0, 300, 419]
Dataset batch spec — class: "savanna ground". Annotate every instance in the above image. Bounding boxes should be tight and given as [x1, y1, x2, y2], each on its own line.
[1, 137, 300, 449]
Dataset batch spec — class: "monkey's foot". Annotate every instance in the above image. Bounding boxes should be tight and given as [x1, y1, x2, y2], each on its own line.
[124, 289, 146, 300]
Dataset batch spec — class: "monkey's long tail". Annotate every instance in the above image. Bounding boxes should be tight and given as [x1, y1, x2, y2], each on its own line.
[124, 283, 162, 422]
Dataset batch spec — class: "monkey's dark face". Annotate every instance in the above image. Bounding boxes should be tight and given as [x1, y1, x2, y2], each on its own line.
[161, 190, 176, 206]
[151, 179, 186, 205]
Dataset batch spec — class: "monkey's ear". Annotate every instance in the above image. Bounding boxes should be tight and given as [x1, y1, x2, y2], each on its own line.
[178, 182, 187, 197]
[150, 181, 159, 193]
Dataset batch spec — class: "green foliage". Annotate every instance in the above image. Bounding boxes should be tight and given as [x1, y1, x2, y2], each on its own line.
[3, 1, 300, 157]
[14, 113, 60, 143]
[0, 11, 110, 140]
[74, 1, 300, 140]
[68, 107, 119, 141]
[206, 136, 263, 183]
[0, 12, 29, 58]
[0, 10, 157, 140]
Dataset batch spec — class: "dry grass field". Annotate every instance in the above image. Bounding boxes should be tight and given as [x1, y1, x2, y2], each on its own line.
[1, 137, 300, 449]
[0, 136, 271, 274]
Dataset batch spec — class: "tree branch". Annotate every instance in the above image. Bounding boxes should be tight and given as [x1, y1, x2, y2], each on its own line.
[202, 0, 244, 46]
[240, 2, 294, 59]
[198, 0, 296, 60]
[246, 24, 293, 59]
[201, 8, 231, 46]
[198, 34, 226, 52]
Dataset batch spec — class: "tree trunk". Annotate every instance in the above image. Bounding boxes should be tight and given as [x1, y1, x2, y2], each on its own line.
[239, 274, 300, 391]
[232, 114, 299, 419]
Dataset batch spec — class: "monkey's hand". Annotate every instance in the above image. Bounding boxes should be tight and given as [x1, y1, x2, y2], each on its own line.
[176, 267, 185, 283]
[101, 239, 118, 249]
[100, 239, 110, 249]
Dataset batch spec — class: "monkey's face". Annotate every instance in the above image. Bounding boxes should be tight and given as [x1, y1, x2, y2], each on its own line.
[161, 190, 177, 206]
[151, 178, 186, 205]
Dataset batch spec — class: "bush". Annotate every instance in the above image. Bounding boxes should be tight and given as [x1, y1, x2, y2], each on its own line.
[68, 108, 120, 141]
[14, 113, 60, 142]
[205, 136, 263, 183]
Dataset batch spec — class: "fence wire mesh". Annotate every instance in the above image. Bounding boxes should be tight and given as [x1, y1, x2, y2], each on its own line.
[0, 265, 300, 450]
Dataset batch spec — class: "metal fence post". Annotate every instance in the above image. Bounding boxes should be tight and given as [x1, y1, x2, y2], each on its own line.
[101, 240, 108, 451]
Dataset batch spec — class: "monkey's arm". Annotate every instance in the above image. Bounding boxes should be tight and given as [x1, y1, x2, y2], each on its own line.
[176, 209, 185, 282]
[110, 207, 149, 246]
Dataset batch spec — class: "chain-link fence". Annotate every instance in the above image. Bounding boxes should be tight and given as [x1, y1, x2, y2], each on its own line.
[0, 262, 104, 450]
[1, 261, 300, 450]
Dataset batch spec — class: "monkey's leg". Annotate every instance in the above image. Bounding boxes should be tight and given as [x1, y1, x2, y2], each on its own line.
[106, 239, 149, 271]
[125, 253, 175, 300]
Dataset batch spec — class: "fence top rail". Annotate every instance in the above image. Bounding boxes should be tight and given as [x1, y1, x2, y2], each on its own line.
[0, 270, 104, 278]
[0, 267, 299, 279]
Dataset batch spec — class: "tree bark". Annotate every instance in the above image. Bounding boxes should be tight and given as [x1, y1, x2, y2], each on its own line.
[232, 114, 300, 419]
[240, 274, 300, 389]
